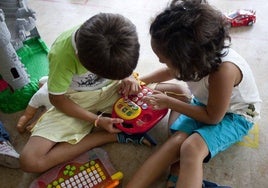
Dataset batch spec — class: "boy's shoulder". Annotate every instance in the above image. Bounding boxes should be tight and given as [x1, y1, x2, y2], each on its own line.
[55, 25, 80, 43]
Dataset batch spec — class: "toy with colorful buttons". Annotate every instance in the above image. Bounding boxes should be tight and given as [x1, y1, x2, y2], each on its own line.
[30, 148, 123, 188]
[112, 85, 168, 134]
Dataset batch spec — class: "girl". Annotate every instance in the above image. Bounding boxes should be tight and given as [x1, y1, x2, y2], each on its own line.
[127, 0, 261, 188]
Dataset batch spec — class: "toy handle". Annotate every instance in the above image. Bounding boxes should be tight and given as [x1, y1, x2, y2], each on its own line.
[105, 171, 123, 188]
[106, 180, 120, 188]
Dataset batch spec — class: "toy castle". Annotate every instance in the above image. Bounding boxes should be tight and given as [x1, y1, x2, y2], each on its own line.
[0, 0, 49, 113]
[0, 0, 39, 90]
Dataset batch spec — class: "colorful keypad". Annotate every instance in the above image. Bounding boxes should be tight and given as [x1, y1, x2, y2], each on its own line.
[46, 160, 108, 188]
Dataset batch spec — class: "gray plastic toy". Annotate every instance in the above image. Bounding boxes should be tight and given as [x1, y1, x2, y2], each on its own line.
[0, 0, 39, 90]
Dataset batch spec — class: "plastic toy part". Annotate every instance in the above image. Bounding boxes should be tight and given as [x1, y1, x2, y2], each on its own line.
[224, 9, 256, 27]
[0, 0, 49, 113]
[0, 37, 49, 113]
[0, 0, 38, 50]
[112, 86, 168, 134]
[30, 148, 124, 188]
[0, 79, 9, 92]
[0, 9, 30, 90]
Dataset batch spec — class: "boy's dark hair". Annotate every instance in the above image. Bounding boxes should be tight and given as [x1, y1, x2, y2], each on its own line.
[150, 0, 231, 81]
[76, 13, 140, 80]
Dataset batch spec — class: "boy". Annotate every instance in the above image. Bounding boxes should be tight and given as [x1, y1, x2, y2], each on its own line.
[19, 13, 143, 173]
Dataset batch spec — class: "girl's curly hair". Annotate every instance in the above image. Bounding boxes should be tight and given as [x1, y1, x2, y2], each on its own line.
[150, 0, 231, 81]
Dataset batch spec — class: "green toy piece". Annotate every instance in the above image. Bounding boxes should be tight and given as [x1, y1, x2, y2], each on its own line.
[0, 37, 49, 113]
[0, 0, 49, 113]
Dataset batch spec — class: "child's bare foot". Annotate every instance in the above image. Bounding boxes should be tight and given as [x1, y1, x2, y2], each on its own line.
[17, 107, 38, 133]
[25, 123, 36, 132]
[16, 116, 29, 133]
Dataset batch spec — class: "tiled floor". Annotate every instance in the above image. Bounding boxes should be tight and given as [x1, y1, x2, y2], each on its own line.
[0, 0, 268, 187]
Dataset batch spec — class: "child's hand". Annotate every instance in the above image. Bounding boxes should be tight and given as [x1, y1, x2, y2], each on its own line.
[119, 75, 141, 97]
[143, 90, 169, 110]
[97, 116, 123, 133]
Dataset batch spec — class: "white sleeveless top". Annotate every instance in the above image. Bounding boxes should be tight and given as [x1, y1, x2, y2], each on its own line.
[187, 48, 261, 122]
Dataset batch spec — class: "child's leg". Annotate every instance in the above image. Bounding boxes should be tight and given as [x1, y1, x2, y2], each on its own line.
[126, 131, 188, 188]
[177, 133, 209, 188]
[154, 83, 189, 187]
[20, 131, 118, 173]
[17, 106, 38, 133]
[166, 111, 181, 187]
[156, 83, 188, 187]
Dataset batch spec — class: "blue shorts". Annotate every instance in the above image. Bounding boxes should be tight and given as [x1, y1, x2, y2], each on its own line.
[170, 99, 253, 162]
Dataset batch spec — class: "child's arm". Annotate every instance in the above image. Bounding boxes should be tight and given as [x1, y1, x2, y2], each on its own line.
[49, 94, 122, 133]
[140, 67, 175, 84]
[49, 94, 99, 123]
[144, 62, 240, 124]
